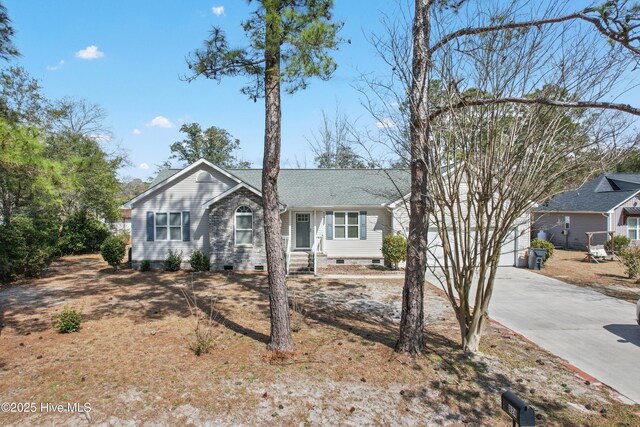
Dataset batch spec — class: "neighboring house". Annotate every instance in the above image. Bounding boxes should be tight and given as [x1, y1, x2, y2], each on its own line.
[533, 173, 640, 249]
[125, 159, 530, 273]
[108, 208, 132, 235]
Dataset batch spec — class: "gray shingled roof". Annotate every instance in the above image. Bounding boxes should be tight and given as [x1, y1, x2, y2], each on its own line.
[537, 174, 640, 213]
[149, 168, 181, 187]
[149, 167, 410, 207]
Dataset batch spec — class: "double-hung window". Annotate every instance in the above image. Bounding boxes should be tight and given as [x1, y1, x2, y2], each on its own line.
[628, 217, 640, 240]
[235, 206, 253, 245]
[156, 212, 182, 241]
[334, 212, 359, 239]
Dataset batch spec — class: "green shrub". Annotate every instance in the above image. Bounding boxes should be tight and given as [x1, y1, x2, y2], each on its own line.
[189, 249, 210, 272]
[382, 233, 407, 270]
[605, 235, 630, 254]
[0, 216, 57, 283]
[620, 247, 640, 279]
[56, 307, 82, 333]
[140, 260, 151, 272]
[164, 250, 183, 272]
[530, 238, 554, 261]
[58, 211, 109, 255]
[100, 236, 126, 270]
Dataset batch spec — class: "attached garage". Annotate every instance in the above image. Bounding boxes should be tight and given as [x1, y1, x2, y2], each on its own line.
[426, 228, 527, 268]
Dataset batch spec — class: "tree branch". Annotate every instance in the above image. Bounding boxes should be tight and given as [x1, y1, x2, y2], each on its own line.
[429, 12, 585, 54]
[429, 97, 640, 121]
[430, 5, 640, 57]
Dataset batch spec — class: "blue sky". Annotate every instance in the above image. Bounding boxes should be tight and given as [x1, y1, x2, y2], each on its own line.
[4, 0, 398, 180]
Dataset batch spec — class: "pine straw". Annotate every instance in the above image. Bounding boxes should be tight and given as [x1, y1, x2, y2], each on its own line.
[0, 254, 638, 426]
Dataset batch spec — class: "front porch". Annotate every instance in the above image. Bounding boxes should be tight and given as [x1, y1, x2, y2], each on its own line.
[281, 210, 325, 275]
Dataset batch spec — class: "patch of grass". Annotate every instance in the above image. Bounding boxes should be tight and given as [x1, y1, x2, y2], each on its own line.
[56, 307, 82, 333]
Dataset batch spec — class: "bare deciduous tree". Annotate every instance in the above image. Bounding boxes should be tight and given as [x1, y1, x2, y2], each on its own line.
[53, 97, 112, 140]
[306, 107, 366, 168]
[367, 0, 640, 354]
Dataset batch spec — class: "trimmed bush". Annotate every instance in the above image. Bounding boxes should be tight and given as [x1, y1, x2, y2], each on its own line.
[530, 238, 554, 261]
[0, 216, 57, 283]
[620, 247, 640, 279]
[100, 236, 127, 270]
[382, 233, 407, 270]
[190, 249, 210, 272]
[605, 235, 630, 254]
[58, 211, 109, 255]
[164, 250, 183, 272]
[56, 307, 82, 333]
[140, 260, 151, 272]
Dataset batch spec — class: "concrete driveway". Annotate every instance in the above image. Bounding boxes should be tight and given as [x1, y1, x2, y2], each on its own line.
[482, 268, 640, 404]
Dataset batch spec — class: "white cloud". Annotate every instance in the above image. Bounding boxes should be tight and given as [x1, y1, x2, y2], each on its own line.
[139, 163, 150, 170]
[46, 60, 65, 71]
[146, 116, 175, 128]
[212, 5, 225, 15]
[375, 117, 396, 129]
[75, 45, 105, 60]
[132, 128, 142, 135]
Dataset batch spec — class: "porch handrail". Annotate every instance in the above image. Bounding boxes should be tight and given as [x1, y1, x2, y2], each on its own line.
[311, 235, 323, 275]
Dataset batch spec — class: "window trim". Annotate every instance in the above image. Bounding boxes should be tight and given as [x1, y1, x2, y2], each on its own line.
[235, 206, 254, 246]
[333, 211, 360, 240]
[155, 211, 183, 241]
[628, 217, 640, 240]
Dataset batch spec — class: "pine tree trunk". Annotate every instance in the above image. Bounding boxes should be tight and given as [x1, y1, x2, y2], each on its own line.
[263, 2, 294, 353]
[396, 0, 431, 355]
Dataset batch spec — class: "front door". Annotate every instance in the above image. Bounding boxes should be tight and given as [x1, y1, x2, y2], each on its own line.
[295, 213, 311, 249]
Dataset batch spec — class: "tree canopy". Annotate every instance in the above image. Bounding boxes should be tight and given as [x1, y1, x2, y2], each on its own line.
[169, 122, 250, 168]
[0, 1, 18, 61]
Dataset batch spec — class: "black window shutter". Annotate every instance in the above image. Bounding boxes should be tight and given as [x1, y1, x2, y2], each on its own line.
[146, 212, 154, 241]
[182, 211, 190, 241]
[326, 211, 333, 240]
[360, 211, 367, 240]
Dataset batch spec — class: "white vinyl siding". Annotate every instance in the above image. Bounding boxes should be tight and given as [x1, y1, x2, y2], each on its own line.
[323, 208, 390, 257]
[131, 164, 237, 261]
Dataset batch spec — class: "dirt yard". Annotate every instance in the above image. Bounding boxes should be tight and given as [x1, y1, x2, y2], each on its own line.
[1, 255, 638, 426]
[317, 264, 403, 275]
[536, 249, 640, 303]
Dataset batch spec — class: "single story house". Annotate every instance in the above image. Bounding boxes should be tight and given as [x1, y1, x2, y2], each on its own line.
[125, 159, 530, 273]
[533, 173, 640, 249]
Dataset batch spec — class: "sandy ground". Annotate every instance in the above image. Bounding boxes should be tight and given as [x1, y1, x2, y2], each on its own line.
[317, 264, 403, 275]
[536, 249, 640, 302]
[0, 254, 638, 426]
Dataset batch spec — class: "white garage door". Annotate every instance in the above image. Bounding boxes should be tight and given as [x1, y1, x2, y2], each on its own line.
[427, 228, 518, 267]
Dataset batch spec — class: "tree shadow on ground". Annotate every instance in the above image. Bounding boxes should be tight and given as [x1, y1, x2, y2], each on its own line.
[407, 331, 577, 426]
[231, 274, 400, 349]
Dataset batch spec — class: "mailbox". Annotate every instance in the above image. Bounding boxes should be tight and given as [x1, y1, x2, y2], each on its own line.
[501, 391, 535, 426]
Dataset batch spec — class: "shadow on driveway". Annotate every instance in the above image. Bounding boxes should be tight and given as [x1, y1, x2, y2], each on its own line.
[603, 324, 640, 347]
